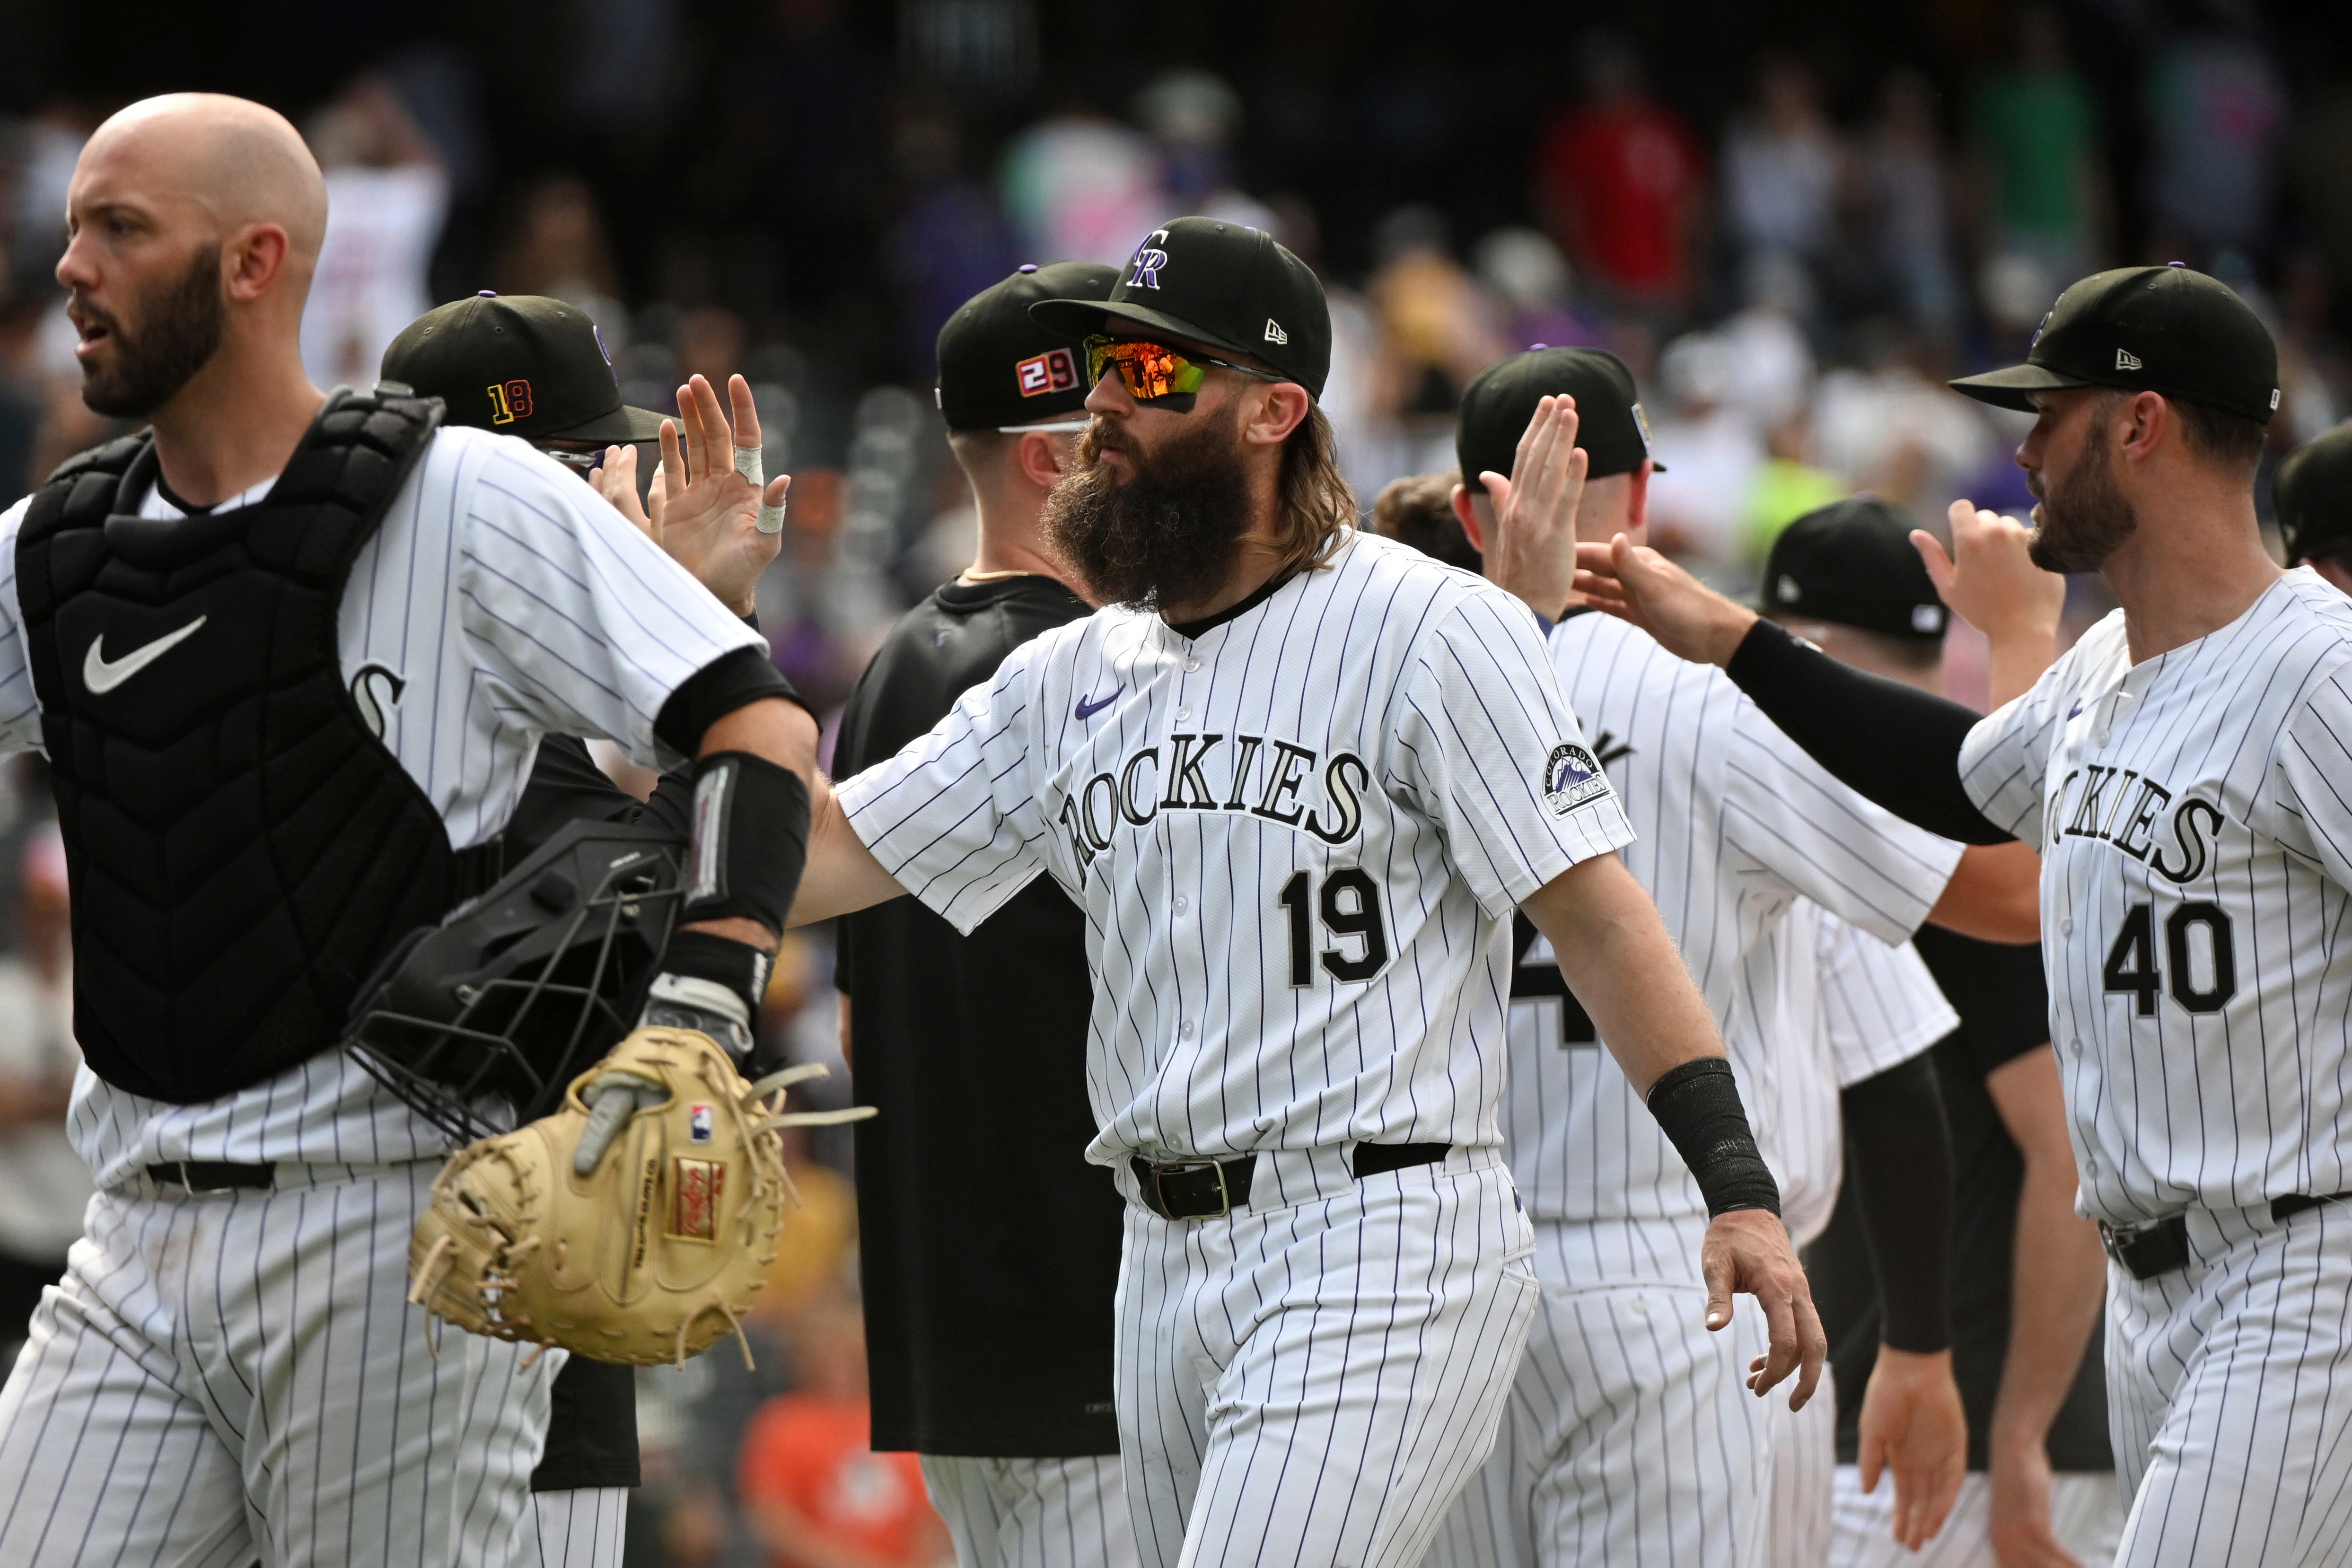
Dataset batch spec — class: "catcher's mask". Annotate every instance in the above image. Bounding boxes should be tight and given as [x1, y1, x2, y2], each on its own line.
[346, 820, 687, 1142]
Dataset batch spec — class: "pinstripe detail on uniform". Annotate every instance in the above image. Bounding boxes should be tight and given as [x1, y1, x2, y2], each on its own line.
[1115, 1149, 1537, 1568]
[1958, 571, 2352, 1226]
[1501, 615, 1961, 1230]
[1830, 1468, 2124, 1568]
[921, 1454, 1139, 1568]
[1422, 1216, 1776, 1568]
[1763, 1366, 1836, 1567]
[838, 532, 1634, 1167]
[0, 426, 763, 1192]
[533, 1487, 627, 1568]
[0, 1168, 555, 1567]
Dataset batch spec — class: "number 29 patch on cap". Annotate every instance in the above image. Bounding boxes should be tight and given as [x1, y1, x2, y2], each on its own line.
[1543, 744, 1610, 814]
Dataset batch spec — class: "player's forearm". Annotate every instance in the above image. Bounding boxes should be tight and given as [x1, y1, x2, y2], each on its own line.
[1727, 621, 2013, 846]
[785, 775, 908, 927]
[1840, 1055, 1954, 1353]
[1989, 1150, 2105, 1452]
[1924, 840, 2041, 944]
[1528, 853, 1721, 1094]
[698, 694, 817, 783]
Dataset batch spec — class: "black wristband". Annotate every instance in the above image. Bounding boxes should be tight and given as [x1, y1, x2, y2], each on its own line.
[1840, 1053, 1954, 1353]
[681, 752, 810, 934]
[1646, 1057, 1782, 1217]
[654, 928, 772, 1022]
[1726, 620, 2013, 847]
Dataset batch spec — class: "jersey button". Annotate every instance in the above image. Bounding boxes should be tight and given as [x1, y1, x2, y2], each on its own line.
[1179, 1019, 1195, 1039]
[2061, 917, 2074, 937]
[1175, 708, 1193, 722]
[1173, 894, 1189, 915]
[1184, 658, 1201, 673]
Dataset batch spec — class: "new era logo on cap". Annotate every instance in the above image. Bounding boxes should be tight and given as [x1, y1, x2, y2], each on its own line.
[1264, 319, 1288, 345]
[2117, 348, 2143, 371]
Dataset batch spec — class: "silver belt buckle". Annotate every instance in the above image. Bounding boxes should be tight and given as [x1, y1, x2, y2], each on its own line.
[1154, 1158, 1232, 1220]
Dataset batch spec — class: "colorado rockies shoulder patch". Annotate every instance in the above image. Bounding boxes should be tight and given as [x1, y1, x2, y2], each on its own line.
[1542, 743, 1609, 814]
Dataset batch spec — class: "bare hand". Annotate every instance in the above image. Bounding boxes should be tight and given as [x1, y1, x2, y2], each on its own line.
[648, 372, 790, 617]
[592, 442, 655, 537]
[1988, 1429, 2083, 1568]
[1573, 534, 1758, 667]
[1917, 502, 2063, 647]
[1474, 393, 1587, 620]
[1856, 1346, 1968, 1550]
[1701, 1207, 1827, 1409]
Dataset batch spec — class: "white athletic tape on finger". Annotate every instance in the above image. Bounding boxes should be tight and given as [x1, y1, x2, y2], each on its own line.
[736, 445, 788, 535]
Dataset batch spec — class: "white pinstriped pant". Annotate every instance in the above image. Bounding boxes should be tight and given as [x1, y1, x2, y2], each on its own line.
[532, 1489, 627, 1568]
[1114, 1145, 1537, 1568]
[1829, 1467, 2123, 1568]
[1422, 1217, 1777, 1568]
[921, 1454, 1139, 1568]
[0, 1166, 556, 1568]
[2101, 1199, 2352, 1568]
[1761, 1363, 1834, 1567]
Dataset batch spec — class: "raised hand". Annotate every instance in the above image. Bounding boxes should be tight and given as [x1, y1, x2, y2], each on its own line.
[1573, 534, 1759, 668]
[645, 372, 789, 618]
[1473, 393, 1587, 620]
[1917, 502, 2064, 708]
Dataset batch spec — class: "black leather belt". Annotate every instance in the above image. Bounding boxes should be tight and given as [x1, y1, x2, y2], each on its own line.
[1131, 1143, 1449, 1221]
[2099, 1191, 2352, 1280]
[146, 1160, 275, 1193]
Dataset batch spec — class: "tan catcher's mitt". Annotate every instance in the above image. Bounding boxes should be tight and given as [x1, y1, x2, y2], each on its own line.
[408, 1025, 871, 1366]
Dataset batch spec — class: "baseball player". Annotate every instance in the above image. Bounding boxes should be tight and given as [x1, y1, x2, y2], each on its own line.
[1763, 501, 2118, 1568]
[0, 94, 816, 1567]
[1408, 353, 2012, 1568]
[379, 290, 791, 1568]
[786, 216, 1826, 1568]
[832, 260, 1141, 1568]
[2274, 420, 2352, 597]
[1576, 264, 2352, 1568]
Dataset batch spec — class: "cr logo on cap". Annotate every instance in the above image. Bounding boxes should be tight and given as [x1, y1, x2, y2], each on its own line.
[1017, 348, 1079, 397]
[1131, 230, 1170, 290]
[485, 379, 534, 425]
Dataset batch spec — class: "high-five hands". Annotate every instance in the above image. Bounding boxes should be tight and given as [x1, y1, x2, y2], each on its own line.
[1467, 393, 1588, 620]
[593, 372, 788, 617]
[1916, 501, 2064, 709]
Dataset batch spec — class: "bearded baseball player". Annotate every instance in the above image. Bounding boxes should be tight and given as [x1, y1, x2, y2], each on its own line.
[0, 94, 816, 1567]
[1577, 264, 2352, 1568]
[833, 260, 1140, 1568]
[786, 217, 1826, 1568]
[1410, 352, 2028, 1568]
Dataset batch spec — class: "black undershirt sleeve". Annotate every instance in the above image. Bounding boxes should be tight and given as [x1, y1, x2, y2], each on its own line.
[652, 645, 807, 758]
[1724, 620, 2014, 846]
[1838, 1052, 1954, 1354]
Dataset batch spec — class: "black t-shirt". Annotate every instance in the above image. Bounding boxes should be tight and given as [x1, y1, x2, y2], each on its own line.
[835, 574, 1123, 1457]
[1814, 927, 2111, 1473]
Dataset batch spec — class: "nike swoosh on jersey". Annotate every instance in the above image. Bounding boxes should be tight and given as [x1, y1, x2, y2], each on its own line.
[1076, 690, 1119, 719]
[83, 616, 208, 694]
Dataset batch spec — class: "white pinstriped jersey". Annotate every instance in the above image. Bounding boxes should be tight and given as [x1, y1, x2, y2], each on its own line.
[838, 530, 1635, 1165]
[1499, 613, 1962, 1226]
[1764, 902, 1957, 1246]
[1960, 569, 2352, 1226]
[0, 424, 763, 1190]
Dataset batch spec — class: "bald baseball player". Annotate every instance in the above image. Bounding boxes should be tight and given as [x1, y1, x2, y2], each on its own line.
[2274, 420, 2352, 596]
[0, 94, 816, 1567]
[1576, 264, 2352, 1568]
[833, 261, 1142, 1568]
[1403, 353, 2017, 1568]
[786, 216, 1825, 1568]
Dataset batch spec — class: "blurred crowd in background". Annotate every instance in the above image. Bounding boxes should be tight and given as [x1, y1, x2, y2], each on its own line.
[0, 1, 2350, 1564]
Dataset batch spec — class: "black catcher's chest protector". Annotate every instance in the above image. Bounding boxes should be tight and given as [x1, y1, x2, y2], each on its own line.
[17, 388, 483, 1103]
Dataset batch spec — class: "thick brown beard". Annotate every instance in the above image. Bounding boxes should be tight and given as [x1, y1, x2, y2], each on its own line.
[77, 245, 227, 419]
[2027, 427, 2139, 573]
[1042, 407, 1255, 613]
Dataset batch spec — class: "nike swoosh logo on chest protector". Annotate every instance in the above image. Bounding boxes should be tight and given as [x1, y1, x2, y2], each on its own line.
[82, 615, 208, 694]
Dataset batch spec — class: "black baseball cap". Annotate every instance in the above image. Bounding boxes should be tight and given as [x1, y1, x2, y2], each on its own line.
[1759, 497, 1948, 642]
[382, 292, 666, 442]
[936, 261, 1119, 432]
[2275, 421, 2352, 565]
[1455, 347, 1663, 487]
[1950, 264, 2280, 425]
[1029, 217, 1332, 400]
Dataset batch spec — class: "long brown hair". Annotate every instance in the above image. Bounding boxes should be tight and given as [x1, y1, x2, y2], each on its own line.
[1267, 404, 1360, 577]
